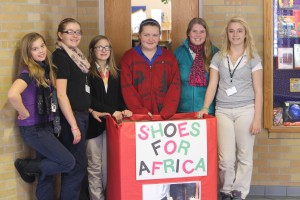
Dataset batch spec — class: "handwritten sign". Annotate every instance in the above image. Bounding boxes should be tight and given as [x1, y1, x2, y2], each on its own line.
[136, 119, 207, 180]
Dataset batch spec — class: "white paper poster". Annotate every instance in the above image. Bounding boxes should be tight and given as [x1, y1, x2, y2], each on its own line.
[136, 119, 207, 180]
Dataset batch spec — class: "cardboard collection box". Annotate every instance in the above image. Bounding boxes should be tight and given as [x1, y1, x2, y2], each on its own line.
[106, 113, 217, 200]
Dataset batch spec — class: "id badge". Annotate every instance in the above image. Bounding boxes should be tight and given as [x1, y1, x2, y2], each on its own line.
[51, 102, 57, 112]
[85, 84, 90, 94]
[226, 86, 237, 96]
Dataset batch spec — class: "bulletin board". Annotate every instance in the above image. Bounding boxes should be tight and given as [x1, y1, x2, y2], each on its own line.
[272, 0, 300, 126]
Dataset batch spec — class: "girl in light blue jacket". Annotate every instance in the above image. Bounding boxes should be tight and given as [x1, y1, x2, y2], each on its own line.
[175, 17, 219, 114]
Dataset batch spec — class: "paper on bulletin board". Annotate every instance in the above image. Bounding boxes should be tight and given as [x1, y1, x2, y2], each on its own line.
[278, 48, 294, 69]
[290, 78, 300, 92]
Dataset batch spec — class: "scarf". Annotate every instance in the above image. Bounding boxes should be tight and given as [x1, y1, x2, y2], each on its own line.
[188, 40, 206, 86]
[37, 63, 52, 115]
[37, 63, 61, 136]
[56, 41, 90, 73]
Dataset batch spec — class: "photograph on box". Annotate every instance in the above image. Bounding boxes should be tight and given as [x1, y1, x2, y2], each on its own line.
[142, 181, 201, 200]
[283, 101, 300, 125]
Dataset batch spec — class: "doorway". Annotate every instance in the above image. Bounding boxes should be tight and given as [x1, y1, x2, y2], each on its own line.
[104, 0, 199, 63]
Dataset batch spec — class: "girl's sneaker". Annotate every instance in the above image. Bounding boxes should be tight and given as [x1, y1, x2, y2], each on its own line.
[220, 192, 231, 200]
[231, 190, 244, 200]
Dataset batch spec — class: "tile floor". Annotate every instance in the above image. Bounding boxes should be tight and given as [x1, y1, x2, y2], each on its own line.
[217, 195, 300, 200]
[217, 196, 300, 200]
[246, 197, 300, 200]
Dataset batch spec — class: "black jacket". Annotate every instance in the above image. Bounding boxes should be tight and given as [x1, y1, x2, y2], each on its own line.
[86, 73, 127, 139]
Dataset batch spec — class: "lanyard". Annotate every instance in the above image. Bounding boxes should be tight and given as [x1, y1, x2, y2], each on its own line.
[227, 55, 244, 83]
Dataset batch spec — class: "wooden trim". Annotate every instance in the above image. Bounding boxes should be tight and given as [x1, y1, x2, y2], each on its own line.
[104, 0, 131, 64]
[263, 0, 273, 130]
[104, 0, 199, 62]
[171, 0, 199, 51]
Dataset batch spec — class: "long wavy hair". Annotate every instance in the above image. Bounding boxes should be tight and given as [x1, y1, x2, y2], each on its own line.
[88, 35, 118, 79]
[186, 17, 214, 72]
[220, 16, 257, 59]
[19, 32, 56, 88]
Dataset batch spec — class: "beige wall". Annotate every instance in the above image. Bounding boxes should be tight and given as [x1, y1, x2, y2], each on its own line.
[203, 0, 263, 57]
[1, 0, 300, 199]
[0, 0, 99, 199]
[77, 0, 100, 56]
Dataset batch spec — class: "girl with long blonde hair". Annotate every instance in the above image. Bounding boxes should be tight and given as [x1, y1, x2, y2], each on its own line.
[199, 16, 263, 200]
[8, 32, 75, 199]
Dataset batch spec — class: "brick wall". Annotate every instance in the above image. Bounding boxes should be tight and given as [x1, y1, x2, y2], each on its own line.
[77, 0, 99, 56]
[0, 0, 99, 199]
[2, 0, 300, 199]
[203, 0, 263, 56]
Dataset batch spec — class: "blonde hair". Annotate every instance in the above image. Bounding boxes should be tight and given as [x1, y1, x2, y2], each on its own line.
[220, 16, 257, 59]
[88, 35, 118, 79]
[19, 32, 56, 88]
[186, 17, 213, 72]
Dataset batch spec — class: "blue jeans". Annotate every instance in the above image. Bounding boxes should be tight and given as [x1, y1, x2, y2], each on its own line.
[59, 111, 89, 200]
[19, 122, 75, 200]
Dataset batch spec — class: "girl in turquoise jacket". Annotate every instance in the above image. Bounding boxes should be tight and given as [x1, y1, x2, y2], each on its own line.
[175, 17, 219, 114]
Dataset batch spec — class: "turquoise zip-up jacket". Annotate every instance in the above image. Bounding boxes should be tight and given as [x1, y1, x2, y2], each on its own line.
[174, 38, 219, 114]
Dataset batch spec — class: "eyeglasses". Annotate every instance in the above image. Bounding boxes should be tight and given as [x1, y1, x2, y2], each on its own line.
[62, 30, 82, 36]
[94, 46, 112, 52]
